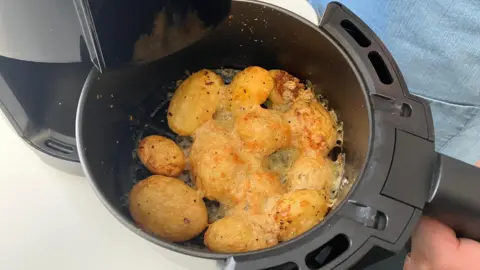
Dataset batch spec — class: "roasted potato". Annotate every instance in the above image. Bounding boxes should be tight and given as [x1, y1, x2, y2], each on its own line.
[204, 215, 279, 253]
[230, 66, 274, 113]
[286, 156, 335, 192]
[167, 69, 223, 136]
[273, 189, 329, 241]
[129, 175, 208, 242]
[230, 171, 284, 216]
[284, 91, 337, 156]
[190, 121, 246, 207]
[268, 70, 305, 105]
[247, 171, 284, 197]
[235, 107, 291, 156]
[137, 135, 185, 176]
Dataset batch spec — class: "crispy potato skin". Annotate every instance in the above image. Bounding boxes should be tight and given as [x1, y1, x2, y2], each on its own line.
[167, 69, 223, 136]
[235, 107, 291, 156]
[229, 171, 284, 216]
[129, 175, 208, 242]
[137, 135, 185, 176]
[230, 66, 274, 113]
[284, 92, 336, 157]
[286, 155, 335, 192]
[273, 190, 329, 241]
[129, 67, 341, 253]
[268, 70, 305, 105]
[190, 121, 246, 207]
[204, 215, 279, 253]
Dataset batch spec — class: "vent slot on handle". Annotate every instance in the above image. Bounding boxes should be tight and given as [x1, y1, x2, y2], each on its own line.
[262, 262, 298, 270]
[368, 51, 394, 85]
[340, 19, 371, 47]
[305, 234, 350, 269]
[44, 139, 75, 155]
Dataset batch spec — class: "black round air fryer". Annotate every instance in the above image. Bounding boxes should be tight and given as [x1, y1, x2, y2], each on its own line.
[75, 1, 480, 269]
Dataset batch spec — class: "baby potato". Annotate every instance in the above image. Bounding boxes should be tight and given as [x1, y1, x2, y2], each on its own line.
[190, 121, 246, 207]
[268, 70, 305, 105]
[235, 107, 291, 156]
[129, 175, 208, 242]
[230, 66, 274, 112]
[230, 171, 284, 216]
[273, 189, 329, 242]
[285, 92, 337, 156]
[204, 215, 279, 253]
[286, 156, 335, 192]
[137, 135, 185, 176]
[167, 69, 223, 136]
[247, 171, 284, 198]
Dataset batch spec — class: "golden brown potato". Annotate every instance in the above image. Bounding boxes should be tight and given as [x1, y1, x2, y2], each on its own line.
[273, 189, 329, 241]
[204, 215, 279, 253]
[230, 66, 274, 113]
[247, 171, 284, 197]
[268, 70, 305, 105]
[286, 156, 335, 192]
[284, 91, 337, 156]
[129, 175, 208, 242]
[167, 69, 223, 136]
[230, 171, 284, 216]
[234, 107, 291, 156]
[137, 135, 185, 176]
[190, 121, 246, 207]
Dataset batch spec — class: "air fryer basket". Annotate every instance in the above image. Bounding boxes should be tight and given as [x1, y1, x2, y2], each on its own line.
[78, 0, 369, 257]
[77, 1, 480, 269]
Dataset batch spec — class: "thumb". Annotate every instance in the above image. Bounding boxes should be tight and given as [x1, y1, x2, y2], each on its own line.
[410, 216, 458, 264]
[402, 254, 413, 270]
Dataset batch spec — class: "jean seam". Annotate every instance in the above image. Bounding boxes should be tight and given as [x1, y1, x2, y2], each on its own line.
[413, 93, 480, 108]
[438, 110, 479, 151]
[413, 93, 479, 150]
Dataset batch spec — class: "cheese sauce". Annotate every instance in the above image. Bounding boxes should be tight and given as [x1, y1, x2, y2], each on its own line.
[173, 68, 345, 222]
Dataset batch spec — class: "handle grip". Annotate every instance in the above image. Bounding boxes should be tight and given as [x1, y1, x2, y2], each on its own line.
[425, 154, 480, 240]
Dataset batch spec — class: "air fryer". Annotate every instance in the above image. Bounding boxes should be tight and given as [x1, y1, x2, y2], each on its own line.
[74, 1, 480, 270]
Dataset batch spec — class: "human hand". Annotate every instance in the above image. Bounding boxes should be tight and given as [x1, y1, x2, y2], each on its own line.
[404, 216, 480, 270]
[404, 160, 480, 270]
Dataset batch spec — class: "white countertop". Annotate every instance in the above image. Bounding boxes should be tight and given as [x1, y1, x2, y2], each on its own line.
[0, 2, 318, 269]
[0, 111, 220, 270]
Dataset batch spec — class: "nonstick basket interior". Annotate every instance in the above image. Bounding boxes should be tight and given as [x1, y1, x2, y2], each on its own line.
[77, 0, 370, 257]
[115, 68, 246, 250]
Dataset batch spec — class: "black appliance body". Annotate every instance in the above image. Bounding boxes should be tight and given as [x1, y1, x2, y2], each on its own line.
[0, 0, 91, 175]
[1, 1, 479, 270]
[0, 0, 229, 174]
[75, 1, 480, 270]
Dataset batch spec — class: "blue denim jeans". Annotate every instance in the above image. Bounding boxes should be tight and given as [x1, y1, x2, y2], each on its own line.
[311, 0, 480, 165]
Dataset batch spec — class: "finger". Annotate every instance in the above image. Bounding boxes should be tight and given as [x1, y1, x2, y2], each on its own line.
[403, 252, 429, 270]
[457, 237, 480, 261]
[475, 160, 480, 168]
[403, 253, 413, 270]
[410, 216, 458, 264]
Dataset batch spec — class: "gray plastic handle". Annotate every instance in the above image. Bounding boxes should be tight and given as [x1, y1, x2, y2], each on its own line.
[425, 154, 480, 240]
